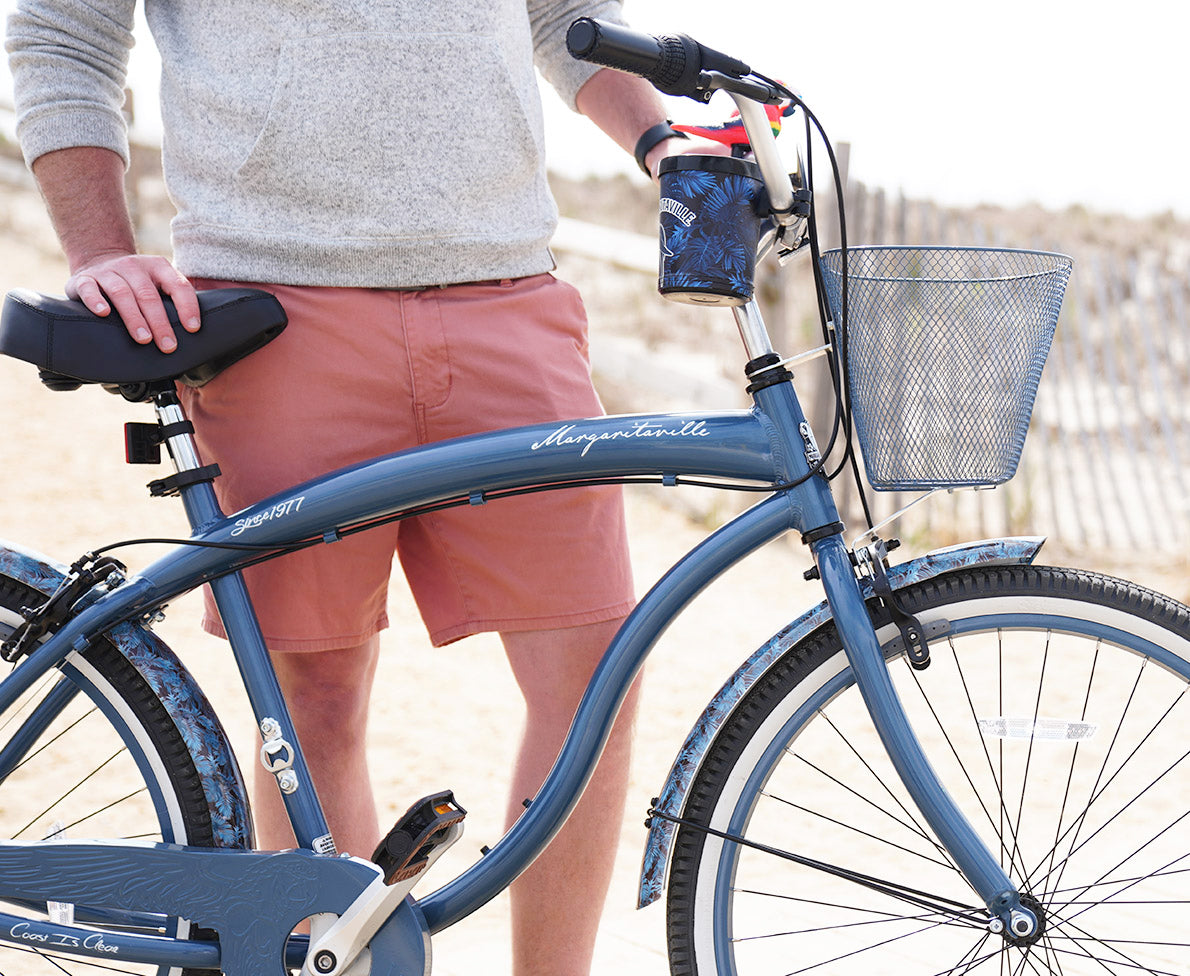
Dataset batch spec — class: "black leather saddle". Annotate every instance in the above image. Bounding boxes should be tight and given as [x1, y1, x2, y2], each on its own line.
[0, 288, 288, 395]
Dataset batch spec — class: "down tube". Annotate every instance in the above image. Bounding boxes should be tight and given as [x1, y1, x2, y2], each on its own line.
[418, 489, 803, 933]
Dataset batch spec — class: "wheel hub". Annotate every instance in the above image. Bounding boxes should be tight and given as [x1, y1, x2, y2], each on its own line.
[1002, 894, 1047, 947]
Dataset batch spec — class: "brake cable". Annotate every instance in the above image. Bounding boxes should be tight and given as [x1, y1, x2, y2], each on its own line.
[646, 804, 989, 928]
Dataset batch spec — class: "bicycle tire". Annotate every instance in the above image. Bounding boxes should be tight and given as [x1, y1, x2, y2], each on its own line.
[666, 565, 1190, 975]
[0, 571, 242, 975]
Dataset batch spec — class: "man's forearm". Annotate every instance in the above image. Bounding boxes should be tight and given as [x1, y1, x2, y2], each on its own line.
[31, 146, 139, 273]
[575, 67, 730, 179]
[574, 68, 685, 179]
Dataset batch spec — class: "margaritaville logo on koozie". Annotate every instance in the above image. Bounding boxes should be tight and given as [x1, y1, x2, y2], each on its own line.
[659, 197, 697, 226]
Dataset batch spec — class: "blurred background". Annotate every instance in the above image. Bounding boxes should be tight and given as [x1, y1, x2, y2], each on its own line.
[5, 0, 1189, 217]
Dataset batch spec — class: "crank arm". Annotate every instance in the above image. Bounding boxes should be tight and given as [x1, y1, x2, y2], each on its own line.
[302, 821, 463, 976]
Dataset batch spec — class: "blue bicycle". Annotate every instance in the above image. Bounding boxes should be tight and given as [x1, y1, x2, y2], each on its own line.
[0, 19, 1186, 976]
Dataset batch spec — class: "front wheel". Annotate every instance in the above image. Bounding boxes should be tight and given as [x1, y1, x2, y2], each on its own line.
[666, 565, 1190, 975]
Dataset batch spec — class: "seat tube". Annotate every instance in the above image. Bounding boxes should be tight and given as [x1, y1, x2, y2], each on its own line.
[812, 533, 1026, 922]
[153, 390, 335, 853]
[206, 572, 335, 852]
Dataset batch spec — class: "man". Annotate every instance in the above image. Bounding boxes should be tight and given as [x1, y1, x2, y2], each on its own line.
[7, 1, 709, 973]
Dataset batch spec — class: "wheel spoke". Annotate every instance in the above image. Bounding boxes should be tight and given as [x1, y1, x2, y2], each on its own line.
[784, 747, 940, 850]
[804, 707, 950, 856]
[778, 917, 984, 975]
[1029, 681, 1190, 899]
[5, 939, 151, 973]
[760, 789, 959, 873]
[13, 749, 126, 840]
[731, 906, 956, 942]
[1034, 658, 1150, 900]
[1040, 641, 1102, 912]
[1031, 773, 1190, 909]
[1047, 846, 1190, 935]
[1006, 632, 1051, 884]
[917, 633, 1026, 876]
[1041, 913, 1187, 974]
[8, 705, 98, 777]
[667, 567, 1190, 975]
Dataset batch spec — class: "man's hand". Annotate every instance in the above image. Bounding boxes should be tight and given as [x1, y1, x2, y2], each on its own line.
[31, 146, 201, 353]
[67, 251, 201, 353]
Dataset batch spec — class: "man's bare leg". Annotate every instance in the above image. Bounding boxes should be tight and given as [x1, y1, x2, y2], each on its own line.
[249, 620, 637, 974]
[502, 617, 640, 976]
[250, 636, 382, 858]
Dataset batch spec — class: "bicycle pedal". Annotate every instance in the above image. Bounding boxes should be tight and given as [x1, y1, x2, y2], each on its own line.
[371, 790, 466, 885]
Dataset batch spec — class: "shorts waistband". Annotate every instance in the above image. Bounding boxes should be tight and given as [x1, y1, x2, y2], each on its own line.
[392, 278, 515, 292]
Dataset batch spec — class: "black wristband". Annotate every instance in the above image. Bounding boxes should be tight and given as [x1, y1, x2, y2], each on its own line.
[634, 121, 688, 175]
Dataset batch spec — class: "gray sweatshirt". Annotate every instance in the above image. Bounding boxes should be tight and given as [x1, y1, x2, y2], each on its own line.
[6, 0, 623, 286]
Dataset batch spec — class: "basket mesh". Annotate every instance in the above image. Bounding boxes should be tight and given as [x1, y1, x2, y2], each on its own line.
[819, 247, 1073, 490]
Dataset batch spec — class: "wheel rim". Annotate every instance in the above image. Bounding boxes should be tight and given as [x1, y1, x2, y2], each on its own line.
[697, 594, 1190, 974]
[0, 607, 197, 975]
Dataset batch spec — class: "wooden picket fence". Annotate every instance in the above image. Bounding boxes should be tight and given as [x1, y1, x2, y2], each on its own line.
[559, 173, 1190, 559]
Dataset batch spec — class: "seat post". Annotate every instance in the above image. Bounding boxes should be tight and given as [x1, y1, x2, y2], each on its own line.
[150, 388, 226, 529]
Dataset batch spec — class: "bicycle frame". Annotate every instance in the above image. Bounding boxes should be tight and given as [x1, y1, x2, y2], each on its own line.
[0, 323, 1038, 974]
[0, 36, 1044, 974]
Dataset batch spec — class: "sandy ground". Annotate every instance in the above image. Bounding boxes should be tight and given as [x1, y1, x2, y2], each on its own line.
[2, 201, 1187, 974]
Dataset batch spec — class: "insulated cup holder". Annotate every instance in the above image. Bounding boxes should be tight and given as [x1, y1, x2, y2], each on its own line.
[657, 155, 766, 306]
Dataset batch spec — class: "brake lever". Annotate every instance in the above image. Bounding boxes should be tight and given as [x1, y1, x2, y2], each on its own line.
[698, 70, 786, 105]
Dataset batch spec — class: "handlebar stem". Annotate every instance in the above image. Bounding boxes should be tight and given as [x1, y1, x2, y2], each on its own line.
[732, 300, 776, 361]
[725, 92, 795, 218]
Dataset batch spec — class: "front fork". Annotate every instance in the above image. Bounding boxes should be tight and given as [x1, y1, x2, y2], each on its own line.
[812, 533, 1037, 937]
[740, 289, 1035, 936]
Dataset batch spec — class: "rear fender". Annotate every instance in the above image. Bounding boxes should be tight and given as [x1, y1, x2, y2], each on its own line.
[0, 541, 252, 849]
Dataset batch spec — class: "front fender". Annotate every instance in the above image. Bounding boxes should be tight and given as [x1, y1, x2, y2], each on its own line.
[637, 536, 1045, 908]
[0, 541, 252, 849]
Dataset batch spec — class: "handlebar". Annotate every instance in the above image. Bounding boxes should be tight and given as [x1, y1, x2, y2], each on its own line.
[565, 17, 750, 101]
[567, 18, 797, 218]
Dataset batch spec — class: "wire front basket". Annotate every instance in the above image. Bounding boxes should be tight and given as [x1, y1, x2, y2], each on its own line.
[819, 246, 1073, 491]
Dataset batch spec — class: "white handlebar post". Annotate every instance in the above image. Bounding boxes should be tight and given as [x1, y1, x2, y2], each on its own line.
[723, 92, 798, 360]
[728, 94, 795, 219]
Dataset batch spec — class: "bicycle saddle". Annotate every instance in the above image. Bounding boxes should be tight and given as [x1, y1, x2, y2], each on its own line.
[0, 288, 287, 393]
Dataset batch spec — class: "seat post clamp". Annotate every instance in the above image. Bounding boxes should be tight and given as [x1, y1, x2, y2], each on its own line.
[148, 463, 222, 498]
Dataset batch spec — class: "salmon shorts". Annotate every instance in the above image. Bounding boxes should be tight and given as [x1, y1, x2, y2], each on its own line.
[178, 274, 635, 650]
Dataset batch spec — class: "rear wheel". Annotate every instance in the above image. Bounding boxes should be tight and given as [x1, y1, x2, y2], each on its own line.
[0, 572, 242, 974]
[666, 565, 1190, 974]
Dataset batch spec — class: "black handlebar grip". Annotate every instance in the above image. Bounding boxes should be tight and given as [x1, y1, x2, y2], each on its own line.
[566, 18, 704, 98]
